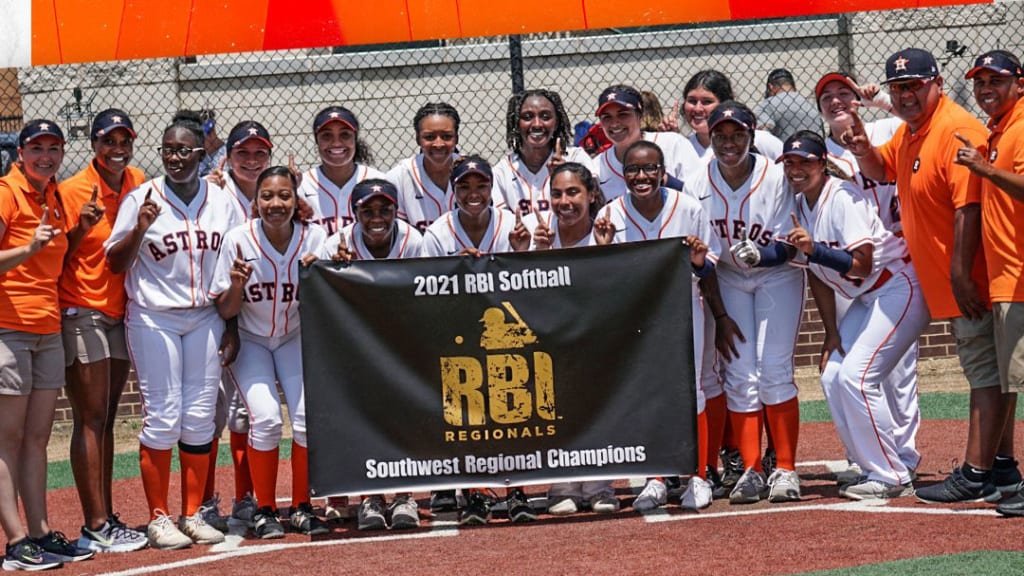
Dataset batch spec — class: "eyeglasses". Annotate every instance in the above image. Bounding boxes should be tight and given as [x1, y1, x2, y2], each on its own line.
[886, 78, 934, 95]
[623, 163, 663, 176]
[710, 132, 751, 147]
[157, 146, 203, 159]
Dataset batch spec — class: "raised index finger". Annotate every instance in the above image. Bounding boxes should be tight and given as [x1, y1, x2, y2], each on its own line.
[90, 184, 99, 203]
[236, 243, 244, 261]
[953, 133, 973, 147]
[791, 212, 801, 228]
[144, 189, 152, 202]
[39, 206, 49, 225]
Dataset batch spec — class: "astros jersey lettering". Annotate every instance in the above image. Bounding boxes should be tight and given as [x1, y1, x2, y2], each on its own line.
[299, 163, 386, 236]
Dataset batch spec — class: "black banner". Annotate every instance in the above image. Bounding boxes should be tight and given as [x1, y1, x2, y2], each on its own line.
[300, 239, 696, 496]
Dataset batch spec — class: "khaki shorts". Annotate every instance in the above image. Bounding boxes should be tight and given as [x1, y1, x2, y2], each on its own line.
[950, 312, 1001, 390]
[61, 308, 128, 367]
[0, 329, 65, 395]
[993, 302, 1024, 393]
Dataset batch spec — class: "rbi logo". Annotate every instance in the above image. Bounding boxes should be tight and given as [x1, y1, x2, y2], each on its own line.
[440, 302, 556, 442]
[912, 157, 921, 173]
[990, 148, 999, 163]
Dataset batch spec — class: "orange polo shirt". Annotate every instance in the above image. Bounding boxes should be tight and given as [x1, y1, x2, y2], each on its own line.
[59, 161, 145, 319]
[878, 94, 990, 319]
[981, 97, 1024, 303]
[0, 164, 70, 334]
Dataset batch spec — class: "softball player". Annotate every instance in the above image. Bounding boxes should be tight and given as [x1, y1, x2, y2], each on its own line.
[593, 84, 701, 200]
[211, 166, 328, 538]
[299, 106, 386, 237]
[815, 72, 921, 484]
[597, 140, 719, 511]
[0, 120, 95, 571]
[734, 131, 929, 499]
[106, 116, 245, 549]
[493, 89, 595, 217]
[688, 102, 804, 505]
[59, 109, 149, 553]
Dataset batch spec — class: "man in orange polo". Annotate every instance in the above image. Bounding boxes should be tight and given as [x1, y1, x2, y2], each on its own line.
[951, 50, 1024, 514]
[844, 48, 1019, 503]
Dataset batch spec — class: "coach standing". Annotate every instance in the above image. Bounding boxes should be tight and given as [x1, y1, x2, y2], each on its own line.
[953, 50, 1024, 513]
[844, 48, 1020, 503]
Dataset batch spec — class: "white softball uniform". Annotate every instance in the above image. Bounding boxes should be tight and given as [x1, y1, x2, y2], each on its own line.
[602, 188, 718, 415]
[209, 220, 327, 451]
[520, 211, 595, 249]
[299, 163, 386, 237]
[826, 118, 919, 471]
[320, 220, 424, 260]
[492, 148, 595, 216]
[693, 154, 805, 413]
[796, 177, 929, 486]
[595, 131, 702, 201]
[107, 177, 245, 449]
[420, 207, 516, 257]
[387, 154, 505, 232]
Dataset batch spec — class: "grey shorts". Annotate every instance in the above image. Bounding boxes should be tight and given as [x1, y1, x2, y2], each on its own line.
[993, 302, 1024, 393]
[950, 312, 1001, 390]
[0, 329, 65, 395]
[61, 308, 128, 367]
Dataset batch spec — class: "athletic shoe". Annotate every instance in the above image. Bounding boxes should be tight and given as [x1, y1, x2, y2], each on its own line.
[841, 478, 914, 501]
[993, 459, 1023, 496]
[458, 492, 492, 526]
[252, 507, 285, 540]
[290, 502, 329, 536]
[146, 511, 192, 550]
[200, 494, 229, 532]
[430, 490, 458, 512]
[729, 467, 767, 504]
[29, 532, 94, 563]
[388, 494, 420, 529]
[2, 538, 63, 571]
[590, 495, 621, 514]
[357, 496, 387, 531]
[767, 469, 801, 503]
[632, 478, 668, 511]
[228, 493, 258, 528]
[178, 508, 226, 545]
[324, 495, 350, 521]
[720, 448, 744, 488]
[761, 448, 777, 478]
[681, 476, 713, 511]
[996, 487, 1024, 517]
[835, 462, 863, 485]
[507, 489, 538, 522]
[78, 515, 148, 553]
[915, 466, 1000, 504]
[546, 497, 578, 516]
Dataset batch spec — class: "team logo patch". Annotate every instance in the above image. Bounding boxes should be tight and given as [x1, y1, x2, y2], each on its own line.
[990, 148, 999, 163]
[912, 157, 921, 173]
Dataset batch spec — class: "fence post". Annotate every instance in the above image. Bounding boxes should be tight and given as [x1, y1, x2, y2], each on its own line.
[509, 35, 524, 95]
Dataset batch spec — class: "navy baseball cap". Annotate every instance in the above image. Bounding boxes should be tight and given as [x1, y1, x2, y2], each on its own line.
[91, 109, 136, 140]
[451, 155, 493, 184]
[350, 178, 398, 211]
[595, 86, 643, 115]
[227, 121, 272, 150]
[313, 106, 359, 134]
[883, 49, 939, 84]
[965, 51, 1023, 79]
[708, 102, 755, 133]
[777, 133, 826, 163]
[19, 119, 66, 147]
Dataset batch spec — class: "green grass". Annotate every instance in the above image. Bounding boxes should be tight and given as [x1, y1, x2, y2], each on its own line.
[793, 551, 1024, 576]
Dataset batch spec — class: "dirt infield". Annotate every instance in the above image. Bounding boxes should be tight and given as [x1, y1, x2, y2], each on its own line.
[35, 416, 1024, 576]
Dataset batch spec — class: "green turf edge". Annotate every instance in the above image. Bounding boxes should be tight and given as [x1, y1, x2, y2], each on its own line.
[791, 550, 1024, 576]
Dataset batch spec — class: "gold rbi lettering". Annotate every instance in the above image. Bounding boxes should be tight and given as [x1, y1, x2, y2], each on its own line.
[440, 357, 485, 426]
[487, 354, 531, 423]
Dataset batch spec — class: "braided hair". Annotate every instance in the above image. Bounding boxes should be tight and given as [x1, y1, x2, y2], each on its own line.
[505, 89, 573, 153]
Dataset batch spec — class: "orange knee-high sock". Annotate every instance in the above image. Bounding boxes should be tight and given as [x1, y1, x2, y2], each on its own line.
[763, 407, 774, 451]
[729, 409, 764, 473]
[247, 446, 280, 510]
[705, 394, 727, 471]
[231, 431, 253, 500]
[764, 397, 799, 472]
[179, 444, 212, 517]
[722, 413, 736, 451]
[139, 445, 172, 520]
[291, 442, 309, 508]
[697, 410, 709, 479]
[203, 438, 220, 502]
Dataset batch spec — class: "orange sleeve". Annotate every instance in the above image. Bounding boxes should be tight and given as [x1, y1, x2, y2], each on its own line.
[948, 126, 986, 209]
[0, 182, 16, 230]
